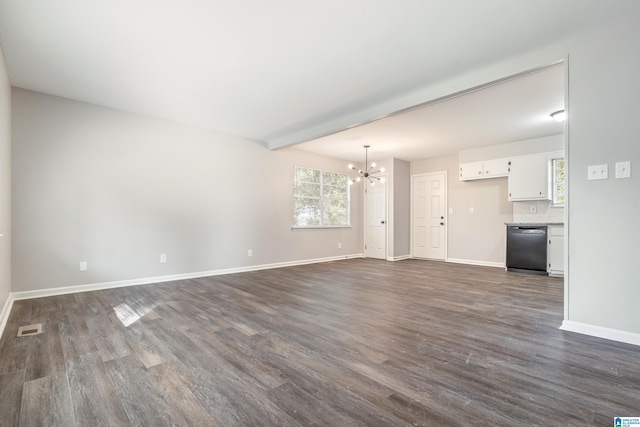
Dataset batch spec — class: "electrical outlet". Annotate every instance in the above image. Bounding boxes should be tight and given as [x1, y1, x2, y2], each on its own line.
[530, 205, 537, 213]
[338, 242, 342, 249]
[79, 261, 88, 271]
[160, 254, 167, 263]
[469, 207, 475, 214]
[248, 249, 253, 257]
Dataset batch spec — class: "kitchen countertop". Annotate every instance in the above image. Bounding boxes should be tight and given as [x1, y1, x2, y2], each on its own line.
[505, 222, 564, 226]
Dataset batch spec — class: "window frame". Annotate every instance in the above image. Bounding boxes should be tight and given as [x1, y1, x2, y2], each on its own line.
[292, 166, 351, 229]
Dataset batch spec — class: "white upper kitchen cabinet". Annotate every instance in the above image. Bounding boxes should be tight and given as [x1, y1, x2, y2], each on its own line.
[460, 158, 509, 181]
[460, 161, 484, 180]
[508, 154, 550, 201]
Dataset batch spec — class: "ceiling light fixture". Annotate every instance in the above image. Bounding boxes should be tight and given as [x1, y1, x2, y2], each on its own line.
[550, 109, 566, 122]
[348, 145, 385, 185]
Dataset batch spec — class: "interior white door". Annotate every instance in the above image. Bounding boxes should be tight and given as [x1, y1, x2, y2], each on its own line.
[364, 178, 386, 259]
[412, 172, 446, 260]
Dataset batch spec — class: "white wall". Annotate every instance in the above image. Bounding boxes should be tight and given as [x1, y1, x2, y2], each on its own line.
[459, 134, 563, 163]
[412, 155, 512, 266]
[460, 135, 565, 225]
[565, 15, 640, 334]
[11, 89, 363, 292]
[7, 10, 640, 341]
[0, 46, 10, 313]
[408, 13, 640, 339]
[412, 135, 564, 267]
[392, 158, 411, 259]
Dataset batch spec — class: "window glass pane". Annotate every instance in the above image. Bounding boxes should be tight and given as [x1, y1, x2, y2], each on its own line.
[293, 166, 350, 226]
[295, 167, 320, 183]
[323, 199, 347, 224]
[293, 198, 321, 226]
[322, 172, 346, 186]
[294, 182, 321, 198]
[322, 184, 346, 199]
[552, 158, 566, 206]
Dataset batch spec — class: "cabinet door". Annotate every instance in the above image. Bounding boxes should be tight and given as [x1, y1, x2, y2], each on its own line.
[459, 162, 484, 180]
[508, 154, 550, 200]
[547, 225, 564, 276]
[483, 158, 509, 178]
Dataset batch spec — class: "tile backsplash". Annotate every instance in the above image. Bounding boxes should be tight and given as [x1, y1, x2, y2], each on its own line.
[513, 200, 564, 223]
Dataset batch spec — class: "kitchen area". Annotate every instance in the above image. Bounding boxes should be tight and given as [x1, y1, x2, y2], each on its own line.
[454, 133, 565, 277]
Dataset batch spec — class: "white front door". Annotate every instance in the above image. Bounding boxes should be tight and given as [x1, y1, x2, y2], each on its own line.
[412, 172, 446, 260]
[365, 178, 386, 259]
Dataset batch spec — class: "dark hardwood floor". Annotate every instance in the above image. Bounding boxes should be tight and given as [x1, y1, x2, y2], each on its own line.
[1, 259, 638, 426]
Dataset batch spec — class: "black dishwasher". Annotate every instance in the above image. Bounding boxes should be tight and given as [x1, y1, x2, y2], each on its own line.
[506, 225, 547, 275]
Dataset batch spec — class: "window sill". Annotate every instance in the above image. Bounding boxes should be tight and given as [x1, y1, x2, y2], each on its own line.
[291, 225, 352, 230]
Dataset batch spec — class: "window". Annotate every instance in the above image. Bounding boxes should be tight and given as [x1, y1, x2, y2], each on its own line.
[293, 166, 350, 227]
[552, 158, 566, 206]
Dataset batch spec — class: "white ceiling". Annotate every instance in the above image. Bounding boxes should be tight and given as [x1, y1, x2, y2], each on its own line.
[295, 64, 565, 162]
[0, 1, 638, 156]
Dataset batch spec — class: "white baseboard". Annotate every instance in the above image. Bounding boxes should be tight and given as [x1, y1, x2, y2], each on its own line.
[386, 255, 411, 262]
[0, 293, 15, 338]
[446, 258, 505, 269]
[560, 320, 640, 346]
[11, 253, 365, 302]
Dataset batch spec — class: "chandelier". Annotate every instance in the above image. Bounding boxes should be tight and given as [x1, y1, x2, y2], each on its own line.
[348, 145, 385, 184]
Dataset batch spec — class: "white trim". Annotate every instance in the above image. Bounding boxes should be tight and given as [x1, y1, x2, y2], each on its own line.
[11, 254, 365, 302]
[0, 293, 15, 337]
[562, 54, 570, 323]
[560, 320, 640, 347]
[387, 255, 411, 262]
[291, 226, 353, 230]
[446, 258, 504, 269]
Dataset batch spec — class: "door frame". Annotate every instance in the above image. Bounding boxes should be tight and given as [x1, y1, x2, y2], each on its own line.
[364, 173, 388, 259]
[410, 171, 448, 260]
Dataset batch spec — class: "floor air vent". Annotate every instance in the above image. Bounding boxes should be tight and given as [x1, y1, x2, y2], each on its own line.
[17, 323, 43, 337]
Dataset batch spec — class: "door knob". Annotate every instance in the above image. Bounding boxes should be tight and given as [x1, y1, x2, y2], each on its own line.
[440, 222, 444, 225]
[381, 221, 385, 224]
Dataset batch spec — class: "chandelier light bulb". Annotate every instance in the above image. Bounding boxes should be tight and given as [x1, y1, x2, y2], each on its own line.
[371, 162, 376, 168]
[348, 164, 353, 169]
[380, 167, 385, 173]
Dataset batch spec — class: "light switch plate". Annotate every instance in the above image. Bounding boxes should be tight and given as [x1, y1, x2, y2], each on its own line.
[587, 164, 608, 180]
[615, 161, 631, 179]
